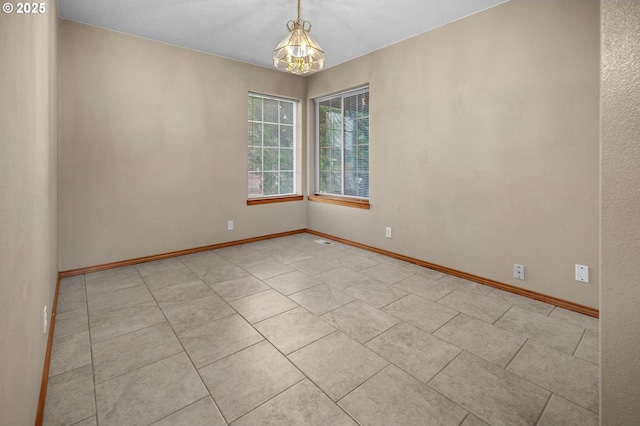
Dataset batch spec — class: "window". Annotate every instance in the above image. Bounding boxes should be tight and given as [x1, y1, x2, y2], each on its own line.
[248, 94, 296, 199]
[315, 87, 369, 200]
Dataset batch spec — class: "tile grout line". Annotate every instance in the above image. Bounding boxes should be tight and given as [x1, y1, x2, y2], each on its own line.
[430, 312, 463, 335]
[492, 304, 516, 327]
[360, 320, 405, 346]
[534, 393, 554, 426]
[196, 249, 352, 424]
[281, 329, 341, 358]
[195, 338, 266, 372]
[148, 395, 221, 426]
[360, 324, 465, 397]
[82, 273, 101, 426]
[573, 328, 588, 357]
[137, 266, 226, 424]
[426, 349, 466, 388]
[87, 269, 190, 380]
[504, 338, 529, 370]
[422, 351, 478, 422]
[537, 351, 599, 413]
[228, 377, 307, 424]
[275, 323, 381, 425]
[457, 413, 472, 426]
[423, 349, 544, 426]
[502, 341, 600, 417]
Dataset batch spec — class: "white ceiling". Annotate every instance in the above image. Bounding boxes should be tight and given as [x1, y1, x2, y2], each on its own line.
[57, 0, 508, 72]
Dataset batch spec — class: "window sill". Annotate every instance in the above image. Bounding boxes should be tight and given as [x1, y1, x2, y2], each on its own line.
[247, 195, 304, 206]
[308, 194, 370, 210]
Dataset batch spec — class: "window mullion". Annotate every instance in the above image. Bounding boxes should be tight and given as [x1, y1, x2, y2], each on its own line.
[341, 96, 345, 197]
[278, 103, 281, 193]
[261, 99, 265, 186]
[315, 102, 320, 194]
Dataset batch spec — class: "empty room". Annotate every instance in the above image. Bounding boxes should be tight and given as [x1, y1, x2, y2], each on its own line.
[2, 0, 639, 425]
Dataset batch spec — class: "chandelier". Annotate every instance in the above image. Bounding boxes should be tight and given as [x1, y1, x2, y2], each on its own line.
[273, 0, 325, 75]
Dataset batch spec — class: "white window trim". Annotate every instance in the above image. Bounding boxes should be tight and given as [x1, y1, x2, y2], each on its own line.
[248, 93, 298, 200]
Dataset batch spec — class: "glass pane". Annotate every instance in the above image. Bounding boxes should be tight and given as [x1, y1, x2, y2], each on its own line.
[356, 145, 369, 171]
[264, 124, 278, 147]
[345, 172, 369, 198]
[280, 148, 293, 171]
[318, 171, 327, 192]
[357, 118, 369, 145]
[330, 172, 342, 194]
[344, 171, 358, 196]
[248, 123, 262, 146]
[358, 92, 369, 116]
[330, 97, 341, 112]
[358, 172, 369, 198]
[280, 125, 293, 147]
[344, 146, 355, 171]
[330, 129, 341, 149]
[327, 110, 342, 131]
[344, 117, 355, 150]
[280, 172, 294, 194]
[319, 147, 331, 172]
[330, 147, 342, 172]
[317, 172, 328, 193]
[248, 172, 263, 196]
[262, 172, 279, 196]
[250, 96, 263, 121]
[319, 125, 329, 148]
[264, 148, 279, 171]
[248, 147, 263, 172]
[344, 94, 357, 119]
[319, 102, 330, 126]
[280, 101, 293, 125]
[264, 99, 279, 123]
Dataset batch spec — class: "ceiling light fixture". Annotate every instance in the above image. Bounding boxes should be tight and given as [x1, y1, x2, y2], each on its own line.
[273, 0, 324, 75]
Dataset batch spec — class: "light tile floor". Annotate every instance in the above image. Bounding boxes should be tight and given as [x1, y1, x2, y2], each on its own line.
[45, 233, 599, 426]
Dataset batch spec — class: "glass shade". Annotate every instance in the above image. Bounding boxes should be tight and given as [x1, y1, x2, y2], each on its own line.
[273, 19, 324, 75]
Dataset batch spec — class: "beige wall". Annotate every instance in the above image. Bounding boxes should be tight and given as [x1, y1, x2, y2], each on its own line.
[306, 0, 600, 308]
[0, 1, 58, 424]
[600, 1, 640, 423]
[58, 20, 307, 270]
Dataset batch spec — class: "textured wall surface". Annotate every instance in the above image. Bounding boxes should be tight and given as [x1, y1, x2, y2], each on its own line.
[58, 20, 307, 270]
[0, 1, 58, 424]
[307, 0, 600, 308]
[600, 1, 640, 423]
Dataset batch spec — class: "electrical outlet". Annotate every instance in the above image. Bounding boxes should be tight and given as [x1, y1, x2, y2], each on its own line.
[227, 220, 234, 231]
[43, 305, 48, 334]
[514, 264, 525, 280]
[576, 264, 589, 283]
[385, 227, 392, 238]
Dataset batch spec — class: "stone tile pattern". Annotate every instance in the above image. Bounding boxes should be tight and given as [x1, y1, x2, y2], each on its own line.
[45, 233, 599, 425]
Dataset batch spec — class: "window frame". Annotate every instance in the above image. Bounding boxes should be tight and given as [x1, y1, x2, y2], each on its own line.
[313, 86, 370, 208]
[247, 93, 300, 204]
